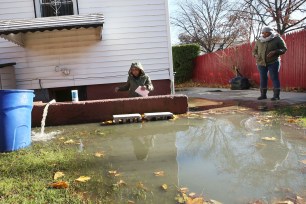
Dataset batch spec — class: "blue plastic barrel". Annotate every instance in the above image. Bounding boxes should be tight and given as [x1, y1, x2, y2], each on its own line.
[0, 90, 34, 152]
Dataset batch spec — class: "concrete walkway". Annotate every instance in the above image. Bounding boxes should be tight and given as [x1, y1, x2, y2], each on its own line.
[175, 87, 306, 110]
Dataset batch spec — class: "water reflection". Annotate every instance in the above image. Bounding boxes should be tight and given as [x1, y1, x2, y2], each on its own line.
[36, 112, 306, 203]
[176, 114, 306, 203]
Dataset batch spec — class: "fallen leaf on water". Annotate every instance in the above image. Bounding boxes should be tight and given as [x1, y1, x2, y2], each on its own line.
[254, 143, 266, 148]
[95, 152, 105, 158]
[186, 197, 204, 204]
[210, 199, 223, 204]
[108, 170, 121, 177]
[161, 184, 168, 190]
[154, 171, 165, 176]
[49, 181, 69, 189]
[179, 187, 189, 193]
[75, 176, 91, 182]
[53, 171, 65, 180]
[275, 201, 294, 204]
[262, 137, 276, 141]
[64, 139, 75, 144]
[299, 160, 306, 164]
[188, 192, 196, 198]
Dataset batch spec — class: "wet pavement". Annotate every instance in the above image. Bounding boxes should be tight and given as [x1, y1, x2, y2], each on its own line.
[175, 87, 306, 111]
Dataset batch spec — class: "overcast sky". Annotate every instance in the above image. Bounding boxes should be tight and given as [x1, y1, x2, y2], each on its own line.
[168, 0, 180, 44]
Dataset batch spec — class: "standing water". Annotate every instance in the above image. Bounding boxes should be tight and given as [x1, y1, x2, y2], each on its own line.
[32, 109, 306, 203]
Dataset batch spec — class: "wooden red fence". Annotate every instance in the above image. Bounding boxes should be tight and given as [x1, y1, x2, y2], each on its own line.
[193, 29, 306, 89]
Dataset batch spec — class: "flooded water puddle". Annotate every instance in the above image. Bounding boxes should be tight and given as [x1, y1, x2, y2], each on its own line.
[32, 110, 306, 204]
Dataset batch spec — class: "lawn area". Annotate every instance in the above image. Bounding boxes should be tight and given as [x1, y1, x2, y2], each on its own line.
[0, 141, 115, 204]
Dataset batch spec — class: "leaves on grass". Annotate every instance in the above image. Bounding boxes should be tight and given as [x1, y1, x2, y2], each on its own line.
[154, 171, 165, 176]
[48, 181, 69, 189]
[116, 180, 127, 187]
[64, 139, 75, 144]
[53, 171, 65, 180]
[261, 137, 276, 141]
[136, 182, 148, 191]
[127, 200, 135, 204]
[108, 170, 121, 177]
[94, 152, 105, 158]
[75, 176, 91, 182]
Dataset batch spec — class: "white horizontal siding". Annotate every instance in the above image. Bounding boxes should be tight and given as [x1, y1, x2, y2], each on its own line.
[0, 0, 173, 89]
[0, 1, 35, 19]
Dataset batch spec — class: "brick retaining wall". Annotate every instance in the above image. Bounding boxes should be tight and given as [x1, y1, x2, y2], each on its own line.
[32, 95, 188, 127]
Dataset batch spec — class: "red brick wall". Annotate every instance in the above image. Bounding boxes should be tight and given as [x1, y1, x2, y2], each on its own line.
[32, 94, 188, 127]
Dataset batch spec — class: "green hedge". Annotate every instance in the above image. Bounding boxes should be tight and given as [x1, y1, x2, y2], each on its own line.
[172, 44, 200, 83]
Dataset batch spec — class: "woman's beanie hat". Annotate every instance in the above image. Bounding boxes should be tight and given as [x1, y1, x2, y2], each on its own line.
[262, 26, 274, 33]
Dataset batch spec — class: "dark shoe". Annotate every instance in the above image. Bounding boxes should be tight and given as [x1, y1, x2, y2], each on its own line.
[257, 89, 267, 100]
[271, 96, 280, 101]
[271, 89, 280, 101]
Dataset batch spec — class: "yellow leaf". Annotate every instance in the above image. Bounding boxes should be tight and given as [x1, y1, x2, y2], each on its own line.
[64, 139, 75, 144]
[75, 176, 91, 182]
[53, 171, 65, 180]
[101, 120, 113, 125]
[186, 197, 204, 204]
[108, 170, 121, 177]
[49, 181, 69, 189]
[58, 137, 65, 140]
[127, 200, 135, 204]
[154, 171, 165, 176]
[95, 152, 105, 158]
[299, 160, 306, 164]
[161, 184, 168, 190]
[116, 180, 127, 187]
[261, 137, 276, 141]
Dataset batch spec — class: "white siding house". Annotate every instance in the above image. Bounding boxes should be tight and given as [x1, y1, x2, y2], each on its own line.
[0, 0, 174, 101]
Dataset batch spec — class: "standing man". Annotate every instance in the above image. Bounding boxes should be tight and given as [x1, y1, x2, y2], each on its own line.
[253, 26, 287, 101]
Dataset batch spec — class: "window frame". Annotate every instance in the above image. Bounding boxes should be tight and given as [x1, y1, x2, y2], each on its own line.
[33, 0, 79, 18]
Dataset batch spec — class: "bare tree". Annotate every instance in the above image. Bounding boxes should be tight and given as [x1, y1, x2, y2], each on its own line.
[241, 0, 306, 36]
[171, 0, 250, 53]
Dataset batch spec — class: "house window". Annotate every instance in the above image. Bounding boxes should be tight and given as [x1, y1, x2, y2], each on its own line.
[34, 0, 79, 17]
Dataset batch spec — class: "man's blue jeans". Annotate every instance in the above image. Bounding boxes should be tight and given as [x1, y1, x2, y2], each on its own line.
[257, 60, 280, 89]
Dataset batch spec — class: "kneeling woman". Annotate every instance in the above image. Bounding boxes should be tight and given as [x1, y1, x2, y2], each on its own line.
[115, 62, 154, 97]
